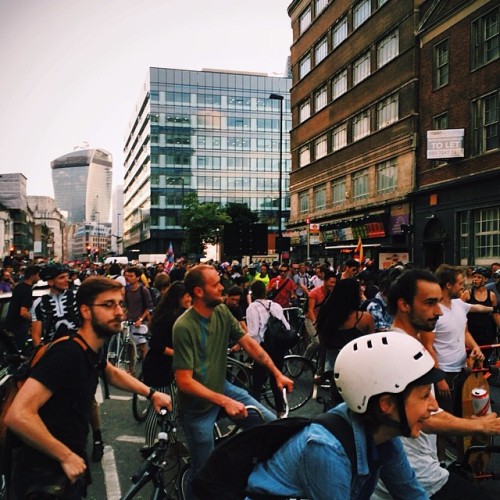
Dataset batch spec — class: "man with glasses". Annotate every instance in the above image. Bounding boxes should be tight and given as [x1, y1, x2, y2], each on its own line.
[292, 262, 310, 307]
[266, 263, 296, 308]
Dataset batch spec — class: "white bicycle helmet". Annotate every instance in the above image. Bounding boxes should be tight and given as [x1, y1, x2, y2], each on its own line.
[334, 332, 443, 414]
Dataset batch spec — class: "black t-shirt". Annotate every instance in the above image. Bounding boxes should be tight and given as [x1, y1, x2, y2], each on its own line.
[5, 282, 33, 331]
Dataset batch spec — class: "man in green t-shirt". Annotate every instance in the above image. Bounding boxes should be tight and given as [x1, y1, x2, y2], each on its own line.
[173, 264, 293, 495]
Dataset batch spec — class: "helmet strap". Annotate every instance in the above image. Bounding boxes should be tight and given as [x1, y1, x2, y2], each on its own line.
[373, 394, 411, 437]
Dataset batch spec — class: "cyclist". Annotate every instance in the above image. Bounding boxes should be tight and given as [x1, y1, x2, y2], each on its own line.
[246, 332, 443, 499]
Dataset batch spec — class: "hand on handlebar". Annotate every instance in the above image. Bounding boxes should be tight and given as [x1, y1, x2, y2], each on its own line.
[276, 373, 294, 394]
[222, 398, 248, 419]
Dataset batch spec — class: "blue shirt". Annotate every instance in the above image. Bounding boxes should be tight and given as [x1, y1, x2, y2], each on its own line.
[246, 404, 427, 500]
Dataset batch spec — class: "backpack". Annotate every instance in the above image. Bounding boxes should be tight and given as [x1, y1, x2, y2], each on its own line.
[257, 301, 297, 351]
[192, 413, 356, 500]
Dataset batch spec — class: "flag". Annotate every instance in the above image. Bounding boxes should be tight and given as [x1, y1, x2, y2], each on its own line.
[164, 242, 175, 273]
[354, 237, 363, 264]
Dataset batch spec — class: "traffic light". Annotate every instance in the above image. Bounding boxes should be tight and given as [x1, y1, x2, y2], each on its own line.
[86, 245, 91, 257]
[9, 246, 14, 257]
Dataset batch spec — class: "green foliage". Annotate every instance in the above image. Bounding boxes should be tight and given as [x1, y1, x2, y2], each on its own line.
[225, 202, 259, 225]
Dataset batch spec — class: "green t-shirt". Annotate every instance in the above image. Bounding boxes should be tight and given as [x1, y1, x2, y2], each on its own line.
[172, 304, 245, 413]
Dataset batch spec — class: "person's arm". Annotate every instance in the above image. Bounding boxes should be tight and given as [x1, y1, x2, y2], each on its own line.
[4, 378, 87, 483]
[307, 295, 317, 322]
[19, 306, 31, 322]
[461, 290, 470, 303]
[422, 409, 500, 436]
[490, 292, 500, 329]
[31, 320, 43, 347]
[464, 326, 484, 361]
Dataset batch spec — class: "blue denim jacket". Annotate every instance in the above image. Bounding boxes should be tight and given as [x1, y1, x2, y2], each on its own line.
[246, 403, 427, 500]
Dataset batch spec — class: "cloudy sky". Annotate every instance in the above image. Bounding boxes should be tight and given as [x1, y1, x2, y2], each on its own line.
[0, 0, 292, 197]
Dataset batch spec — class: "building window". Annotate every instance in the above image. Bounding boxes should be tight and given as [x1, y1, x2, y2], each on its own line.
[353, 0, 371, 30]
[353, 52, 371, 85]
[166, 92, 190, 105]
[315, 37, 328, 65]
[377, 31, 399, 68]
[299, 100, 311, 123]
[352, 111, 370, 141]
[299, 190, 309, 214]
[376, 159, 397, 194]
[332, 16, 348, 48]
[299, 145, 311, 167]
[332, 122, 348, 151]
[475, 207, 500, 258]
[197, 94, 221, 107]
[227, 96, 251, 109]
[299, 54, 311, 79]
[377, 94, 399, 129]
[227, 117, 250, 129]
[332, 69, 348, 99]
[315, 0, 328, 15]
[314, 184, 326, 210]
[299, 5, 312, 35]
[433, 113, 448, 130]
[378, 0, 389, 6]
[458, 211, 469, 264]
[314, 86, 328, 112]
[352, 169, 369, 200]
[471, 7, 499, 69]
[472, 90, 499, 154]
[315, 134, 328, 160]
[331, 177, 346, 204]
[433, 40, 449, 89]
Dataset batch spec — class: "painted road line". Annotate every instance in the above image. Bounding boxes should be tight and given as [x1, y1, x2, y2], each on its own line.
[116, 435, 146, 444]
[102, 445, 121, 500]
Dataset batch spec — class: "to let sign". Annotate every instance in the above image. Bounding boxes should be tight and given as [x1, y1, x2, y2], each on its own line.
[426, 129, 464, 159]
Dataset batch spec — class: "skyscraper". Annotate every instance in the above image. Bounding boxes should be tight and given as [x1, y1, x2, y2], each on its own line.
[51, 147, 112, 223]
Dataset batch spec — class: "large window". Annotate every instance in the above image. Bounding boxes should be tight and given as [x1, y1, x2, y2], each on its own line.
[299, 100, 311, 123]
[353, 0, 371, 29]
[353, 52, 371, 85]
[332, 123, 348, 151]
[331, 177, 346, 205]
[197, 115, 221, 129]
[332, 16, 348, 48]
[315, 37, 328, 65]
[352, 169, 369, 200]
[299, 54, 311, 79]
[314, 184, 326, 210]
[472, 90, 499, 154]
[433, 40, 449, 89]
[377, 94, 399, 129]
[475, 208, 500, 258]
[299, 190, 309, 214]
[377, 31, 399, 68]
[432, 113, 448, 130]
[166, 92, 190, 105]
[315, 135, 328, 160]
[376, 159, 397, 194]
[299, 6, 312, 35]
[227, 117, 250, 129]
[197, 94, 221, 107]
[314, 86, 328, 112]
[472, 7, 499, 69]
[332, 69, 348, 99]
[315, 0, 329, 15]
[352, 111, 370, 141]
[299, 145, 311, 167]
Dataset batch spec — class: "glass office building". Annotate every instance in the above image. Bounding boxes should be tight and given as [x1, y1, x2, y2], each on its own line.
[123, 67, 291, 256]
[51, 148, 112, 223]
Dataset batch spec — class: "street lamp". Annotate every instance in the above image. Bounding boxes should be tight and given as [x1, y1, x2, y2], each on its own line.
[269, 93, 284, 255]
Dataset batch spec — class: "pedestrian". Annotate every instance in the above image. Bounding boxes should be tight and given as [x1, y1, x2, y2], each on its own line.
[5, 276, 172, 499]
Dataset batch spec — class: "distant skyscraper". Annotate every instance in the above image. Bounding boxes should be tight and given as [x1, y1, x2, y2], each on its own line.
[51, 148, 112, 223]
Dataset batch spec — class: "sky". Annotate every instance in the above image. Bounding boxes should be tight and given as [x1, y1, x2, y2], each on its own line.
[0, 0, 292, 198]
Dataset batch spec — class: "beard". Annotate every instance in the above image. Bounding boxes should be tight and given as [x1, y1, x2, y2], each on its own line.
[91, 314, 122, 340]
[204, 296, 222, 308]
[409, 310, 439, 332]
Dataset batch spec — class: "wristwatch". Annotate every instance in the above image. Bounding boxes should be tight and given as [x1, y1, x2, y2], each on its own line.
[146, 387, 156, 400]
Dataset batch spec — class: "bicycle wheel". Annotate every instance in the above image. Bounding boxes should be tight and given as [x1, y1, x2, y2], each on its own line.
[226, 358, 252, 391]
[179, 462, 191, 500]
[106, 334, 120, 366]
[117, 340, 137, 374]
[132, 372, 152, 422]
[265, 355, 314, 412]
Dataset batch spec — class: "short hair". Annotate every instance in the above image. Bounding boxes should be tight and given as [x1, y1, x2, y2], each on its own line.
[387, 269, 439, 315]
[250, 280, 266, 299]
[24, 265, 40, 279]
[125, 266, 142, 278]
[227, 285, 243, 297]
[76, 276, 123, 311]
[153, 272, 171, 291]
[323, 270, 337, 281]
[184, 264, 213, 297]
[435, 264, 461, 289]
[344, 259, 360, 269]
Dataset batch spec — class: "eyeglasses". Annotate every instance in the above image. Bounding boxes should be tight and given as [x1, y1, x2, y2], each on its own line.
[291, 267, 299, 271]
[90, 301, 126, 310]
[280, 270, 287, 274]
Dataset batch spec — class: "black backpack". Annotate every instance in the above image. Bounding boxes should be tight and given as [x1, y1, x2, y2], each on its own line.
[257, 301, 298, 351]
[192, 413, 356, 500]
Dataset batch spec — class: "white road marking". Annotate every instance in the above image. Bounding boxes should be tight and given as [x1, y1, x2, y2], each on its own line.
[116, 435, 146, 444]
[108, 395, 132, 401]
[102, 445, 121, 500]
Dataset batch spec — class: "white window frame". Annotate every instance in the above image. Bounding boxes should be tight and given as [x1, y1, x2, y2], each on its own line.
[377, 94, 399, 130]
[353, 52, 371, 86]
[314, 86, 328, 112]
[376, 159, 397, 195]
[315, 37, 328, 65]
[299, 100, 311, 123]
[314, 184, 327, 210]
[332, 16, 348, 48]
[299, 6, 312, 35]
[315, 134, 328, 160]
[377, 31, 399, 68]
[315, 0, 329, 16]
[433, 40, 449, 89]
[299, 54, 311, 79]
[353, 0, 371, 30]
[331, 177, 346, 205]
[332, 122, 348, 151]
[352, 169, 369, 200]
[332, 69, 348, 100]
[352, 110, 370, 141]
[299, 145, 311, 167]
[299, 191, 309, 214]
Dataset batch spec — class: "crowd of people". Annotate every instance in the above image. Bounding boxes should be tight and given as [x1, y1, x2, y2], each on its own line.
[1, 256, 500, 498]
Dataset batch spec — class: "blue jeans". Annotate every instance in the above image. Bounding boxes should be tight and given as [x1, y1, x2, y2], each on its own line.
[180, 381, 276, 498]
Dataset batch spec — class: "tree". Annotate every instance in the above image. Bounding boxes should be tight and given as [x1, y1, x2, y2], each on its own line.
[225, 202, 259, 225]
[181, 193, 231, 255]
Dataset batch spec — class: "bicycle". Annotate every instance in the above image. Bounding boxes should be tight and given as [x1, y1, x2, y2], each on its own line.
[132, 379, 178, 424]
[107, 320, 140, 375]
[225, 352, 314, 412]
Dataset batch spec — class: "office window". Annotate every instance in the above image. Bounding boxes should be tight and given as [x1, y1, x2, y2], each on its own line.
[353, 52, 370, 85]
[315, 134, 328, 160]
[314, 184, 326, 210]
[433, 113, 448, 130]
[198, 94, 221, 107]
[333, 16, 348, 48]
[299, 145, 311, 167]
[315, 0, 328, 15]
[376, 159, 397, 194]
[377, 31, 399, 68]
[315, 37, 328, 65]
[227, 96, 251, 109]
[332, 122, 348, 151]
[475, 208, 500, 258]
[332, 70, 348, 99]
[299, 190, 309, 214]
[299, 100, 311, 123]
[314, 86, 328, 112]
[433, 40, 449, 89]
[299, 6, 312, 34]
[472, 7, 499, 69]
[331, 177, 346, 205]
[166, 92, 190, 105]
[352, 111, 370, 141]
[299, 54, 311, 79]
[352, 169, 369, 200]
[472, 90, 499, 154]
[353, 0, 371, 29]
[377, 94, 399, 129]
[227, 117, 250, 129]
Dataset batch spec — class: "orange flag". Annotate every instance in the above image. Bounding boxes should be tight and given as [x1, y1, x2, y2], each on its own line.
[354, 237, 363, 263]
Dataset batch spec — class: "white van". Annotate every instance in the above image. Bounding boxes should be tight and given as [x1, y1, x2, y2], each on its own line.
[104, 256, 129, 266]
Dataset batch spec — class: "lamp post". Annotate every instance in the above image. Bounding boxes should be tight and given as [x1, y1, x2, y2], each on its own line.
[166, 176, 185, 253]
[269, 93, 284, 256]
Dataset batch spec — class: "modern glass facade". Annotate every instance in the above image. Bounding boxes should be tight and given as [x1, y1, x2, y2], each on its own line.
[51, 148, 112, 223]
[123, 67, 291, 256]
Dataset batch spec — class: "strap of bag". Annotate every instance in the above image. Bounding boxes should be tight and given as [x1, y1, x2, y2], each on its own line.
[273, 278, 289, 297]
